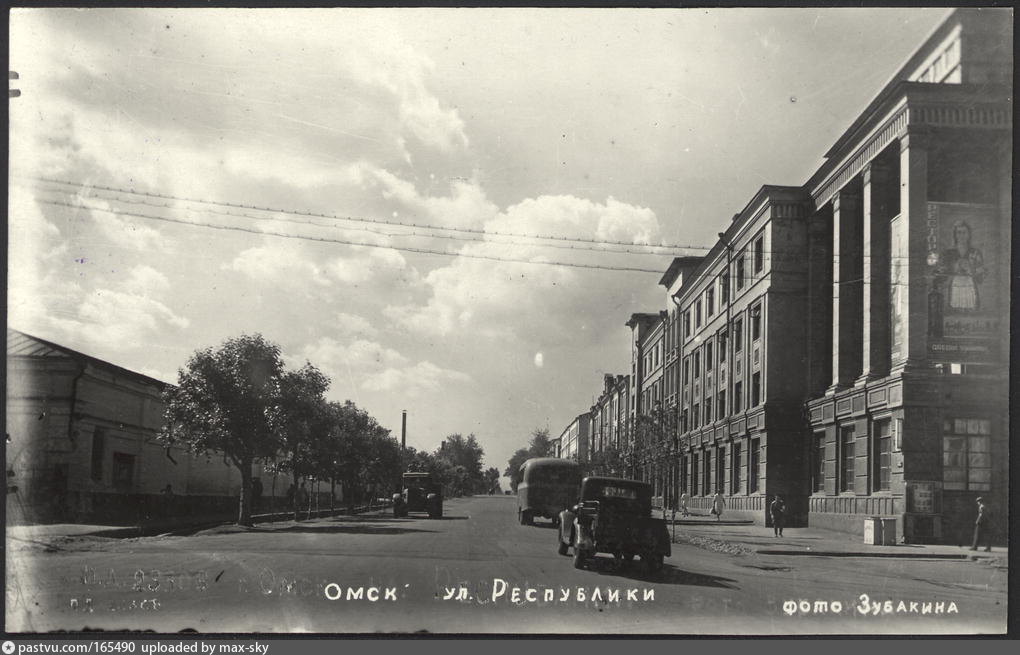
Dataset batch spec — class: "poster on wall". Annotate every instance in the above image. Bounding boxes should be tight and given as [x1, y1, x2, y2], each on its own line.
[924, 203, 1002, 362]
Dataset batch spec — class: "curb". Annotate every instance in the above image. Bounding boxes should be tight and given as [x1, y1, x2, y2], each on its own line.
[755, 549, 970, 559]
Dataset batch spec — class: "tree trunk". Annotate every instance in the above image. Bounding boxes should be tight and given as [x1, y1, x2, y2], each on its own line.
[292, 472, 301, 522]
[271, 468, 278, 515]
[238, 460, 253, 527]
[330, 478, 336, 512]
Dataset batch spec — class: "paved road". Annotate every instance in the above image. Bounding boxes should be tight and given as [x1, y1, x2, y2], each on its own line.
[6, 495, 1007, 634]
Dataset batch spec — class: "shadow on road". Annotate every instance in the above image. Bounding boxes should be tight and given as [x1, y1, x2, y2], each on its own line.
[273, 523, 437, 535]
[582, 556, 738, 589]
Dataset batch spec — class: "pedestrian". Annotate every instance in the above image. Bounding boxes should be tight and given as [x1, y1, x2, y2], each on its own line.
[769, 495, 786, 537]
[970, 496, 992, 552]
[251, 477, 263, 514]
[679, 492, 690, 517]
[296, 482, 309, 520]
[711, 490, 725, 521]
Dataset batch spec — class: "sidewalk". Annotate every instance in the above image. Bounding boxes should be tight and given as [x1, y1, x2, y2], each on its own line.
[7, 502, 391, 543]
[672, 520, 1007, 561]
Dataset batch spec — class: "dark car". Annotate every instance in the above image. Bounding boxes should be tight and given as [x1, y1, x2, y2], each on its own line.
[517, 457, 582, 526]
[557, 476, 670, 574]
[392, 472, 443, 519]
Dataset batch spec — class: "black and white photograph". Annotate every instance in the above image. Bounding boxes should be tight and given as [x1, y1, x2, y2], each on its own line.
[4, 6, 1011, 637]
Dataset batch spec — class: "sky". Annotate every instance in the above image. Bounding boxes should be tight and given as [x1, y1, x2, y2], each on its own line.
[8, 7, 949, 484]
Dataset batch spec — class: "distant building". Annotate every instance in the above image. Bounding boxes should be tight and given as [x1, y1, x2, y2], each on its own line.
[557, 413, 589, 463]
[5, 329, 275, 524]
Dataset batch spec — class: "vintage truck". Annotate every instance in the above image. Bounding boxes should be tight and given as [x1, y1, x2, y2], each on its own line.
[557, 476, 671, 574]
[392, 472, 443, 519]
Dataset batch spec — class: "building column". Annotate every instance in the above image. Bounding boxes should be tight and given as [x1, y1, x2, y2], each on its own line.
[857, 160, 895, 384]
[891, 127, 931, 373]
[829, 186, 864, 392]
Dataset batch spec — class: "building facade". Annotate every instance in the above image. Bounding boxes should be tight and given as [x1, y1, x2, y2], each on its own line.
[5, 329, 277, 524]
[556, 412, 590, 463]
[572, 8, 1009, 543]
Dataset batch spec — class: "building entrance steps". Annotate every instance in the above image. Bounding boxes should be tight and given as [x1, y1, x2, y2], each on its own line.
[674, 522, 1008, 560]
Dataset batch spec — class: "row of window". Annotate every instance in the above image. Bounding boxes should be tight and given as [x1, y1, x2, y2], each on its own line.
[678, 439, 761, 497]
[680, 233, 766, 341]
[808, 417, 993, 494]
[679, 371, 762, 432]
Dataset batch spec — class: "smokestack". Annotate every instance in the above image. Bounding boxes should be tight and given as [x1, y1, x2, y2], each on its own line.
[401, 410, 407, 450]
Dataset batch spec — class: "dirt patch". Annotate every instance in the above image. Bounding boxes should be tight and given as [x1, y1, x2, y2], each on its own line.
[673, 533, 754, 556]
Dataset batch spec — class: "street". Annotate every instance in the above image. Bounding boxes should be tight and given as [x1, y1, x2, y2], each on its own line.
[6, 495, 1007, 635]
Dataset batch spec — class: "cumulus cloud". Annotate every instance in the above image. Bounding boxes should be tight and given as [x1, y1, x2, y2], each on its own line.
[298, 336, 469, 398]
[385, 194, 666, 340]
[334, 312, 377, 339]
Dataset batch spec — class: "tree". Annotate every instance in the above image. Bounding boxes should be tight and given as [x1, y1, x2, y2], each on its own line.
[504, 428, 555, 492]
[160, 334, 285, 526]
[435, 434, 486, 497]
[483, 467, 501, 494]
[584, 443, 627, 478]
[276, 363, 330, 520]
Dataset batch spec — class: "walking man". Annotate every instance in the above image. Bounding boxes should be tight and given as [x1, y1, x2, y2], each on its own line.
[769, 495, 786, 537]
[679, 492, 690, 517]
[971, 496, 992, 552]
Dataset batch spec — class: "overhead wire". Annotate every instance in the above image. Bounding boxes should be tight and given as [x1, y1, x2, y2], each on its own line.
[35, 198, 670, 275]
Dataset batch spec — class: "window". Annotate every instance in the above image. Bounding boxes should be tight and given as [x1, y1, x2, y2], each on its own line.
[839, 426, 855, 493]
[683, 357, 690, 385]
[719, 331, 727, 362]
[731, 442, 742, 494]
[692, 403, 700, 429]
[733, 318, 743, 353]
[735, 252, 746, 290]
[704, 401, 712, 424]
[751, 372, 761, 407]
[692, 454, 700, 496]
[693, 351, 701, 378]
[716, 447, 726, 493]
[681, 409, 688, 434]
[874, 420, 892, 491]
[942, 418, 992, 491]
[683, 311, 691, 340]
[717, 391, 726, 420]
[749, 439, 760, 493]
[90, 428, 106, 482]
[733, 381, 743, 414]
[703, 451, 712, 496]
[751, 306, 761, 341]
[695, 299, 703, 328]
[812, 432, 826, 493]
[112, 452, 136, 493]
[720, 271, 730, 303]
[706, 287, 715, 317]
[753, 235, 764, 273]
[706, 341, 714, 371]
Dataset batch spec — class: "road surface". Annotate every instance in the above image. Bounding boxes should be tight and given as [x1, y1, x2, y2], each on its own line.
[5, 495, 1007, 634]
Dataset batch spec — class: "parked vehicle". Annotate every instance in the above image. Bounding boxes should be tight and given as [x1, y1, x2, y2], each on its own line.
[557, 477, 670, 574]
[517, 457, 582, 526]
[392, 472, 443, 519]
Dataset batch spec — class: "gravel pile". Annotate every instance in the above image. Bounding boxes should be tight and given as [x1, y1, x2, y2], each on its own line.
[672, 532, 754, 556]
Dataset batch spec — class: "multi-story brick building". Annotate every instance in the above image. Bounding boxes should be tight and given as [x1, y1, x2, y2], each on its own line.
[803, 8, 1011, 543]
[556, 412, 590, 463]
[597, 8, 1009, 542]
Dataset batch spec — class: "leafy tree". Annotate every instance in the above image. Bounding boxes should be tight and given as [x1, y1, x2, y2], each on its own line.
[276, 363, 330, 520]
[483, 467, 501, 494]
[160, 334, 285, 526]
[504, 428, 554, 492]
[435, 434, 486, 496]
[584, 443, 627, 478]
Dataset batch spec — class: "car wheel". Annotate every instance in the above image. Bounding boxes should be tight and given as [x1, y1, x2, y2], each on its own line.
[558, 541, 569, 556]
[572, 546, 587, 570]
[519, 509, 533, 526]
[551, 515, 560, 528]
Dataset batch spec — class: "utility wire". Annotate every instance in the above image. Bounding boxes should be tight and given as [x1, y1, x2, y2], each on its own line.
[37, 198, 669, 274]
[25, 176, 709, 253]
[31, 185, 679, 258]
